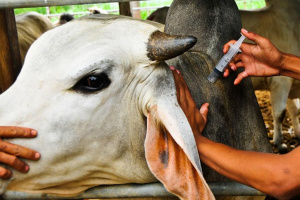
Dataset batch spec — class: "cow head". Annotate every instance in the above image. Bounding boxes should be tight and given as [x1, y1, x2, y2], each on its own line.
[0, 14, 213, 199]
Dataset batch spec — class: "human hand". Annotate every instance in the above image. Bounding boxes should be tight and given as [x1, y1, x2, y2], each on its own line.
[170, 67, 209, 137]
[223, 28, 283, 85]
[0, 126, 40, 179]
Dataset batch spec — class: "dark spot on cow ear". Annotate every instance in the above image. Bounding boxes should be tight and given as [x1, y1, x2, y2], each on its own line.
[159, 150, 169, 168]
[158, 127, 170, 168]
[147, 31, 197, 61]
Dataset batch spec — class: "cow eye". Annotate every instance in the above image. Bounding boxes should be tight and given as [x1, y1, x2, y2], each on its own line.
[73, 73, 111, 93]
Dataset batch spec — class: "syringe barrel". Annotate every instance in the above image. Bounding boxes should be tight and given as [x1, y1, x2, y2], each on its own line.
[207, 33, 246, 83]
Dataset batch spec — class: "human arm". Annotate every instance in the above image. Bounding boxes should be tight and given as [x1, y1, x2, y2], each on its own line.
[0, 126, 40, 179]
[198, 136, 300, 200]
[223, 28, 300, 84]
[171, 68, 300, 200]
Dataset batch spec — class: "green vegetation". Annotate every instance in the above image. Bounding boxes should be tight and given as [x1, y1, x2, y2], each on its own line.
[139, 0, 172, 19]
[235, 0, 266, 9]
[14, 0, 266, 22]
[14, 3, 119, 22]
[14, 7, 47, 15]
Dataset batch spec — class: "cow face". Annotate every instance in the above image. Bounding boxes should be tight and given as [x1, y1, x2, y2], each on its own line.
[0, 15, 213, 199]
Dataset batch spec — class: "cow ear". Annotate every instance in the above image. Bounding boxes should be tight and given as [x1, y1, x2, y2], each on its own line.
[145, 103, 215, 200]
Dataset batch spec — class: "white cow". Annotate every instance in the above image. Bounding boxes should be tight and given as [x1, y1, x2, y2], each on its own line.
[240, 0, 300, 151]
[0, 14, 214, 200]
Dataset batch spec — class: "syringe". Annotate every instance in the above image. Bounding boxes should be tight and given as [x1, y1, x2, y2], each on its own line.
[207, 33, 246, 83]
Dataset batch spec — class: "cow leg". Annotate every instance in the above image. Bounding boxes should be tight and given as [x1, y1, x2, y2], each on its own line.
[287, 98, 300, 139]
[269, 80, 292, 151]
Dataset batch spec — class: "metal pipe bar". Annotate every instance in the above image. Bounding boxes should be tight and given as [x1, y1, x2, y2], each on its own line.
[0, 0, 144, 9]
[44, 6, 165, 18]
[1, 182, 264, 199]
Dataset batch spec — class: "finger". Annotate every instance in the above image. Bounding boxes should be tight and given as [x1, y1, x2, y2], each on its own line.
[223, 40, 236, 54]
[177, 73, 189, 111]
[196, 103, 209, 133]
[199, 103, 209, 124]
[0, 126, 37, 138]
[241, 28, 266, 47]
[234, 71, 249, 85]
[170, 66, 182, 103]
[175, 69, 189, 90]
[223, 68, 230, 77]
[0, 152, 29, 173]
[224, 61, 239, 78]
[235, 61, 245, 68]
[233, 53, 242, 63]
[230, 63, 237, 71]
[176, 70, 193, 102]
[171, 69, 190, 110]
[0, 140, 40, 160]
[0, 167, 12, 179]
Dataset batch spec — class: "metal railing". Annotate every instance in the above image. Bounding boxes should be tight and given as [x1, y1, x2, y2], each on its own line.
[0, 0, 138, 9]
[1, 182, 264, 199]
[43, 5, 167, 18]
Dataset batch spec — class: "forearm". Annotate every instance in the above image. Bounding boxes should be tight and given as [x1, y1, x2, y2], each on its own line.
[197, 136, 298, 199]
[280, 53, 300, 80]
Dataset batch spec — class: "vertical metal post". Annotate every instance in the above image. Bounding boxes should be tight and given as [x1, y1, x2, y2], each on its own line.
[0, 9, 21, 93]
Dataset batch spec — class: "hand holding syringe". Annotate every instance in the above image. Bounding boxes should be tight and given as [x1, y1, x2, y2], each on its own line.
[207, 33, 246, 83]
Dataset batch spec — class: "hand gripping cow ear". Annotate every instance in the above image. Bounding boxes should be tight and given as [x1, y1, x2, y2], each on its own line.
[147, 31, 197, 61]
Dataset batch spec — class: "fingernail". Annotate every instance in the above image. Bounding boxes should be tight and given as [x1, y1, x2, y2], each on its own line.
[169, 66, 175, 70]
[242, 28, 248, 32]
[176, 70, 180, 74]
[24, 165, 29, 172]
[30, 130, 37, 136]
[35, 152, 41, 159]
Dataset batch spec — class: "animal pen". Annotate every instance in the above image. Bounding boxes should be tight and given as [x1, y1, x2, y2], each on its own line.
[0, 0, 265, 199]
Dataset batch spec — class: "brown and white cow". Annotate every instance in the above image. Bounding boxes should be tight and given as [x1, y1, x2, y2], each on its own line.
[16, 12, 54, 64]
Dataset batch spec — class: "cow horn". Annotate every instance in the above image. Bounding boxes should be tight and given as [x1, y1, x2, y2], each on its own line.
[147, 31, 197, 61]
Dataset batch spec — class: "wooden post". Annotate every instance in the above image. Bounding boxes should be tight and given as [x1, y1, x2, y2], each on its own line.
[130, 1, 141, 19]
[0, 9, 21, 93]
[119, 2, 132, 16]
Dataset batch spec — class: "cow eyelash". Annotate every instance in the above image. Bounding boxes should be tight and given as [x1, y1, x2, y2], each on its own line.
[73, 73, 111, 93]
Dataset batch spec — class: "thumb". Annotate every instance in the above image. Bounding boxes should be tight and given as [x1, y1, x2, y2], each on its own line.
[234, 71, 249, 85]
[199, 103, 209, 122]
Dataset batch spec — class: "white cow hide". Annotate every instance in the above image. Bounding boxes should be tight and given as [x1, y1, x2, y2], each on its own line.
[0, 15, 213, 200]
